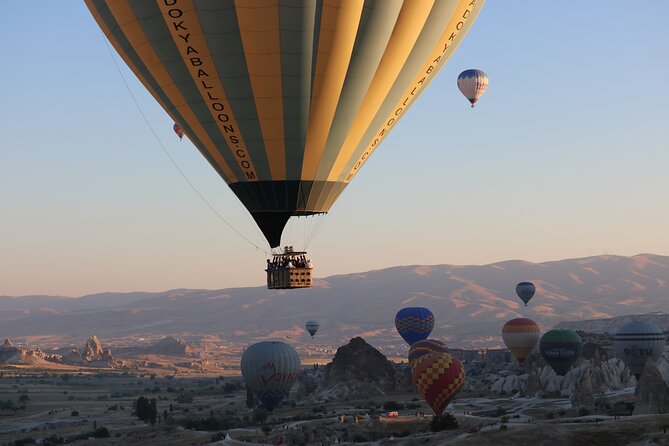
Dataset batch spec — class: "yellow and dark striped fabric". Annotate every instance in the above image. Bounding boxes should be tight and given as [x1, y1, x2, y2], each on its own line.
[86, 0, 486, 247]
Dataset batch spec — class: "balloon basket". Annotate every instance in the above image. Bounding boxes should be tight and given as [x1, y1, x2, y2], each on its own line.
[266, 247, 312, 289]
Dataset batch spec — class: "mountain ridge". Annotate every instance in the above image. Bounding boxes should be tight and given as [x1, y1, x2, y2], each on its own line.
[1, 254, 667, 351]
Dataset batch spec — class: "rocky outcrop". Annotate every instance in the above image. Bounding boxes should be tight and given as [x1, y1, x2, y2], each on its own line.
[65, 348, 82, 363]
[0, 338, 20, 363]
[634, 358, 669, 414]
[323, 337, 395, 388]
[82, 335, 104, 361]
[490, 358, 635, 399]
[150, 337, 193, 356]
[102, 347, 113, 361]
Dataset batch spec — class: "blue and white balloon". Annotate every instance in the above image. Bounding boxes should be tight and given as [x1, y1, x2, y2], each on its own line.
[457, 69, 489, 108]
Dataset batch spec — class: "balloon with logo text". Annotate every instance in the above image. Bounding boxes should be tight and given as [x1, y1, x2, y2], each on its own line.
[539, 329, 582, 376]
[87, 1, 487, 248]
[240, 341, 301, 409]
[614, 320, 665, 379]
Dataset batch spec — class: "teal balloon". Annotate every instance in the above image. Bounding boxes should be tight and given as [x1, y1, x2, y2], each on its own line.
[241, 341, 301, 409]
[539, 330, 582, 376]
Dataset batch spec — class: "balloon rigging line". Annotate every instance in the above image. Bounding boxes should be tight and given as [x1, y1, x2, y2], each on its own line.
[304, 213, 329, 251]
[101, 34, 270, 256]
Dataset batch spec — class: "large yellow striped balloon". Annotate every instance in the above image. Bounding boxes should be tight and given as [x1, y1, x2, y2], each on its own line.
[87, 0, 486, 247]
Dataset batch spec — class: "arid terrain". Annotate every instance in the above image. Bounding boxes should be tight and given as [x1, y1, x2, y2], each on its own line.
[1, 370, 668, 446]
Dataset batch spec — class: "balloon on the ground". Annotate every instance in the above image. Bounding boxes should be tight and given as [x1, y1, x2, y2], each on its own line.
[502, 318, 540, 364]
[515, 282, 536, 306]
[86, 1, 487, 248]
[305, 320, 320, 338]
[408, 339, 449, 365]
[457, 69, 489, 107]
[614, 320, 666, 378]
[539, 329, 582, 376]
[240, 341, 301, 410]
[395, 307, 435, 346]
[411, 352, 465, 416]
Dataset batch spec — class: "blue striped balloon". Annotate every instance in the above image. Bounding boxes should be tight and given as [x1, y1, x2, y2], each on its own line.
[614, 321, 665, 378]
[395, 307, 435, 346]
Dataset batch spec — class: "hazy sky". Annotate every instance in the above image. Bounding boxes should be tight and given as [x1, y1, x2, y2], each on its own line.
[2, 2, 668, 297]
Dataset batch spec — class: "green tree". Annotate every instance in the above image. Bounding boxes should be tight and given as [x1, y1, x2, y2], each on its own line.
[430, 413, 459, 432]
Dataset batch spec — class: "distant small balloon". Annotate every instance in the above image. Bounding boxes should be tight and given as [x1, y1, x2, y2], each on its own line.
[457, 69, 489, 108]
[173, 123, 184, 140]
[515, 282, 536, 306]
[408, 339, 449, 365]
[614, 320, 665, 379]
[305, 320, 319, 338]
[395, 307, 434, 346]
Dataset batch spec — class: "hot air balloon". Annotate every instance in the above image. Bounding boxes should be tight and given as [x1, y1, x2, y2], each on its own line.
[86, 1, 486, 249]
[614, 320, 666, 378]
[305, 320, 320, 338]
[539, 330, 582, 376]
[457, 69, 489, 107]
[515, 282, 536, 307]
[240, 341, 301, 410]
[502, 318, 540, 364]
[408, 339, 448, 365]
[173, 123, 184, 140]
[395, 307, 434, 346]
[411, 352, 464, 416]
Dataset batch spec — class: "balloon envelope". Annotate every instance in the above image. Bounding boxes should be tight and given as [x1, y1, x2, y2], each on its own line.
[305, 320, 320, 338]
[502, 318, 540, 364]
[539, 330, 582, 376]
[173, 123, 184, 140]
[614, 320, 665, 378]
[395, 307, 434, 346]
[457, 69, 489, 107]
[87, 1, 486, 247]
[411, 352, 464, 416]
[515, 282, 536, 306]
[240, 341, 301, 409]
[408, 339, 449, 365]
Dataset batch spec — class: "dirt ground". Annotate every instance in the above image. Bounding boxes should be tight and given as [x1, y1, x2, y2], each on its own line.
[1, 368, 668, 446]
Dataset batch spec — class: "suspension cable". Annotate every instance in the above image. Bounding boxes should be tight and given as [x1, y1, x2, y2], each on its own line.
[101, 34, 270, 256]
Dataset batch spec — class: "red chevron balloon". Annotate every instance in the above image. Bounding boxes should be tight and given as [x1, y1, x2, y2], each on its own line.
[411, 352, 465, 416]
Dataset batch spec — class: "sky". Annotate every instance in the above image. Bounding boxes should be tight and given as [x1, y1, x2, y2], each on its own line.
[1, 2, 668, 297]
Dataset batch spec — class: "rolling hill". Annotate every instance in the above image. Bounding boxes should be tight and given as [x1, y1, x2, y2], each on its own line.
[1, 254, 667, 350]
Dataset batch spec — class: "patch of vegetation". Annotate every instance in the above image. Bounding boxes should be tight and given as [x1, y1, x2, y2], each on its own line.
[382, 401, 403, 411]
[429, 413, 459, 432]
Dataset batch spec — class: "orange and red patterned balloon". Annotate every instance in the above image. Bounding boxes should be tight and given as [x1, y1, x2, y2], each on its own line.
[411, 352, 465, 416]
[408, 339, 449, 365]
[501, 318, 540, 364]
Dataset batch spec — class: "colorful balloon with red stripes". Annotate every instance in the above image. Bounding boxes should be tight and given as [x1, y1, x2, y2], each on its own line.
[395, 307, 434, 346]
[408, 339, 449, 365]
[411, 352, 465, 416]
[502, 318, 540, 364]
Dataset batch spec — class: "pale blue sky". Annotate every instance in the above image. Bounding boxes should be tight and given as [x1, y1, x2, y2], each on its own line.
[1, 2, 668, 296]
